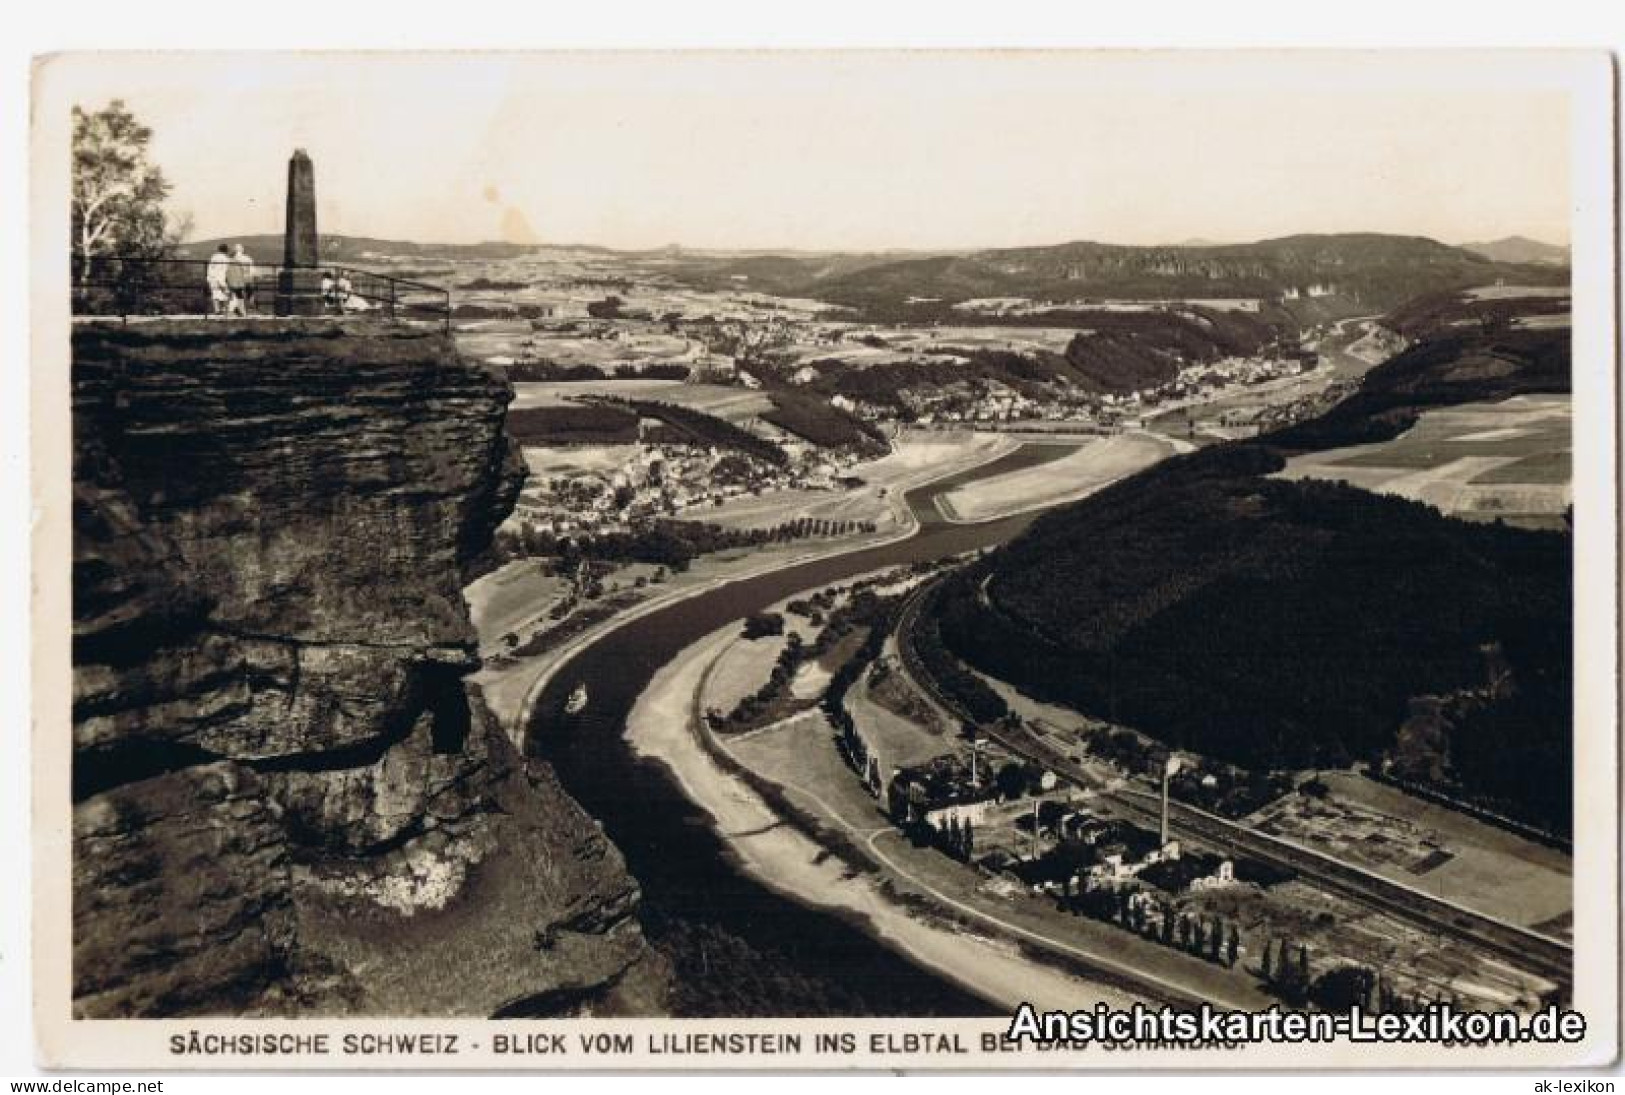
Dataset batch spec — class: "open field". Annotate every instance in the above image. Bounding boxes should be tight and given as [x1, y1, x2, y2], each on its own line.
[1472, 450, 1571, 484]
[511, 378, 684, 408]
[845, 667, 956, 770]
[727, 709, 886, 827]
[705, 631, 793, 718]
[851, 659, 949, 763]
[1513, 313, 1572, 330]
[936, 432, 1175, 522]
[1274, 394, 1571, 527]
[455, 319, 696, 366]
[637, 383, 776, 420]
[522, 443, 641, 478]
[683, 430, 1016, 532]
[464, 559, 573, 650]
[456, 321, 694, 368]
[511, 379, 776, 422]
[485, 330, 697, 368]
[680, 482, 901, 532]
[702, 608, 828, 723]
[792, 631, 864, 698]
[782, 325, 1086, 368]
[1464, 284, 1571, 301]
[1305, 772, 1572, 932]
[879, 325, 1085, 355]
[450, 318, 534, 362]
[1329, 399, 1568, 468]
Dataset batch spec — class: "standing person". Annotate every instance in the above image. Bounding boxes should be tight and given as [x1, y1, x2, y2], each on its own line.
[227, 244, 256, 316]
[205, 245, 231, 317]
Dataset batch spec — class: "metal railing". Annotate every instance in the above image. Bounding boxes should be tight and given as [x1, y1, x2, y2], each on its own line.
[71, 255, 452, 332]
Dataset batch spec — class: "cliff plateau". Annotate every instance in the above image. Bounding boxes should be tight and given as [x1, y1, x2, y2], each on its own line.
[71, 319, 668, 1018]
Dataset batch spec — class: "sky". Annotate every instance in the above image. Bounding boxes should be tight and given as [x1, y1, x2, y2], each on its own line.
[45, 51, 1577, 251]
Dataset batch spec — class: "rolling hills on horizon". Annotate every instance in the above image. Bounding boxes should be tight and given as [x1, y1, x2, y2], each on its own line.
[181, 230, 1569, 328]
[177, 234, 544, 265]
[711, 234, 1568, 318]
[1460, 235, 1570, 266]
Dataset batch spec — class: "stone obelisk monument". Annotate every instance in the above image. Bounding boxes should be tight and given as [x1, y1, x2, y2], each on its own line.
[276, 150, 322, 315]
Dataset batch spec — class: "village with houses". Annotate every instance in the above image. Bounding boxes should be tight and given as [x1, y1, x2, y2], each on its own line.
[432, 245, 1356, 571]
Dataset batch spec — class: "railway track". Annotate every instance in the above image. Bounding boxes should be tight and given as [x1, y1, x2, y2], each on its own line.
[894, 581, 1574, 996]
[1105, 788, 1573, 988]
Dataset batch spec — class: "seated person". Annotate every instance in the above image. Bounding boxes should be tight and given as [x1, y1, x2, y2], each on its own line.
[337, 273, 372, 312]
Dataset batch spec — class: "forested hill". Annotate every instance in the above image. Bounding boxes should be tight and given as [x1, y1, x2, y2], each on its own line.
[1460, 236, 1569, 266]
[668, 234, 1567, 319]
[930, 319, 1573, 836]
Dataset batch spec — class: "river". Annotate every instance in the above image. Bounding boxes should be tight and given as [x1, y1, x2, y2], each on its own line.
[524, 445, 1064, 1017]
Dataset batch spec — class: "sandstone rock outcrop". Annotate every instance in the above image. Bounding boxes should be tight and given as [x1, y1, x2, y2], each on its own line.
[71, 319, 667, 1017]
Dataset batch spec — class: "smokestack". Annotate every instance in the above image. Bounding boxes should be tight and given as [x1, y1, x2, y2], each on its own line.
[1161, 755, 1181, 847]
[1031, 797, 1039, 861]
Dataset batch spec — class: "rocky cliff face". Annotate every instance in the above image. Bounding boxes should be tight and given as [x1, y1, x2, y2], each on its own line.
[71, 319, 668, 1018]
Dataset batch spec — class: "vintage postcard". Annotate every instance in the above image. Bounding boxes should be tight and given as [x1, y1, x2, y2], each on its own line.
[28, 49, 1619, 1071]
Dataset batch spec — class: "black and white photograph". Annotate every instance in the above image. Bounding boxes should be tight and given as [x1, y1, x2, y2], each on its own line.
[14, 38, 1621, 1076]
